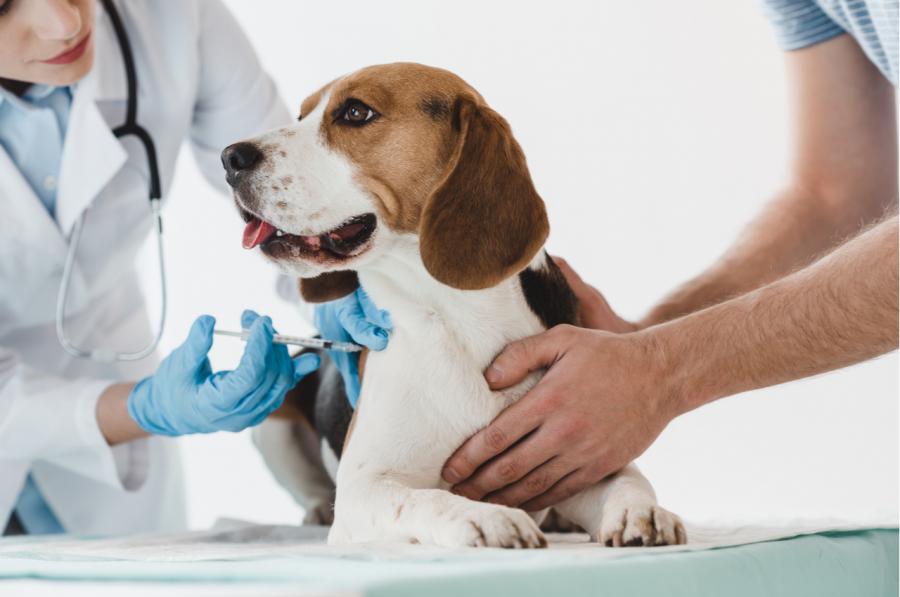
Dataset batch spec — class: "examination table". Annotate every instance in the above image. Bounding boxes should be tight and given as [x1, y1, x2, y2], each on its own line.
[0, 520, 896, 596]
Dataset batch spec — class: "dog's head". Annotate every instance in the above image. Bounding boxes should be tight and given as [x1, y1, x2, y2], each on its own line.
[223, 63, 548, 302]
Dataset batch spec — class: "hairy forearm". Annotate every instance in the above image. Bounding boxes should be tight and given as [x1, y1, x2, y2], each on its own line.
[649, 214, 898, 414]
[96, 382, 147, 445]
[643, 36, 898, 328]
[641, 187, 888, 327]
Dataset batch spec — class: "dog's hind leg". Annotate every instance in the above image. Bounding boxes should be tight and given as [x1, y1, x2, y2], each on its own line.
[253, 417, 336, 525]
[552, 463, 686, 546]
[252, 361, 340, 525]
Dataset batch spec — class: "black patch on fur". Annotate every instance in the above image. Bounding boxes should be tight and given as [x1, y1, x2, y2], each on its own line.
[282, 346, 353, 459]
[420, 96, 450, 120]
[312, 353, 354, 458]
[518, 254, 579, 328]
[287, 354, 320, 425]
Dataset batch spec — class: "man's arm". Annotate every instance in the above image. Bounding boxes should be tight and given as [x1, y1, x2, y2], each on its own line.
[643, 34, 897, 326]
[443, 214, 898, 510]
[440, 34, 899, 509]
[663, 213, 898, 411]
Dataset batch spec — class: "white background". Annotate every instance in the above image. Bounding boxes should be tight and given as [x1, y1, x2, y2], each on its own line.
[143, 0, 899, 529]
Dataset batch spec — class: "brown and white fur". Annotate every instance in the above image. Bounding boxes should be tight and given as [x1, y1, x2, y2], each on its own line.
[223, 63, 686, 548]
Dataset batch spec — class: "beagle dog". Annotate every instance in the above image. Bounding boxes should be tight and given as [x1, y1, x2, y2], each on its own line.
[222, 63, 686, 548]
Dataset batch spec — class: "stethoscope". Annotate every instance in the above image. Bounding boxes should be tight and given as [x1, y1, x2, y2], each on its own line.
[56, 0, 166, 363]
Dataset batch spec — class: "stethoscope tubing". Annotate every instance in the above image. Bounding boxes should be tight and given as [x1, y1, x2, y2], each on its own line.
[56, 0, 166, 362]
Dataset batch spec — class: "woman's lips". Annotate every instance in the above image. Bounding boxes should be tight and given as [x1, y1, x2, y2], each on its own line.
[42, 32, 91, 65]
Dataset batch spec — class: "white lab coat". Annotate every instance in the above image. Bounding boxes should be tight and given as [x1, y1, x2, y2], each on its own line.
[0, 0, 289, 534]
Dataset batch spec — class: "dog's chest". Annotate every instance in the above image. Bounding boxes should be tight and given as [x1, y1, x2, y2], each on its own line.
[338, 286, 543, 474]
[331, 256, 578, 481]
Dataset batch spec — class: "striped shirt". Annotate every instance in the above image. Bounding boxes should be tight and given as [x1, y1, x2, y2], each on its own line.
[761, 0, 898, 85]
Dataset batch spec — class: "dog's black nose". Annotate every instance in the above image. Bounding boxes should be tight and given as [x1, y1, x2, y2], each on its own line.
[222, 142, 263, 184]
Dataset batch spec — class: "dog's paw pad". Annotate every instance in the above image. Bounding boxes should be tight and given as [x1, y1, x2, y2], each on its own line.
[437, 504, 547, 549]
[598, 504, 687, 547]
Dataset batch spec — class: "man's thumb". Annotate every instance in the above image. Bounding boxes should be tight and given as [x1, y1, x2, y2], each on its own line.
[485, 330, 562, 390]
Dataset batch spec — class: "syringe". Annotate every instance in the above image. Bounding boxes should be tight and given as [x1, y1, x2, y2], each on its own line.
[214, 329, 363, 352]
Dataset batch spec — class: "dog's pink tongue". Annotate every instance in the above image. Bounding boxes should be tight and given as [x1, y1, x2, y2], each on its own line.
[242, 217, 276, 249]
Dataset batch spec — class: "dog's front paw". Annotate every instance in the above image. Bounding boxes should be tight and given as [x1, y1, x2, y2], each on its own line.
[434, 503, 547, 549]
[598, 504, 686, 547]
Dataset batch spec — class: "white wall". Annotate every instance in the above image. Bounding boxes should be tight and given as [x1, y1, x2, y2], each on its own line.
[143, 0, 898, 529]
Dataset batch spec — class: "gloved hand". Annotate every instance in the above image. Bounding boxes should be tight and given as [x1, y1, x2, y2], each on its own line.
[127, 310, 320, 436]
[314, 287, 392, 408]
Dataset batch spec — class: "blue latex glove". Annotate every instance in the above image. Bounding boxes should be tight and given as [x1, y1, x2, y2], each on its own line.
[313, 287, 392, 408]
[128, 310, 320, 436]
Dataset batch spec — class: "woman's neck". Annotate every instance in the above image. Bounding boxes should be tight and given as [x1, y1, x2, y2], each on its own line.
[0, 78, 31, 97]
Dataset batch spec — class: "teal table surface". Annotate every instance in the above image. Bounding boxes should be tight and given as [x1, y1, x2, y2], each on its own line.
[0, 525, 896, 597]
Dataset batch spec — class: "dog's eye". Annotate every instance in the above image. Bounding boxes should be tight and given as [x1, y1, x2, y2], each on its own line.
[339, 100, 378, 126]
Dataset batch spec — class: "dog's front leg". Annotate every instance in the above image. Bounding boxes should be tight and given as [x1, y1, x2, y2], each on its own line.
[329, 476, 547, 548]
[553, 463, 687, 546]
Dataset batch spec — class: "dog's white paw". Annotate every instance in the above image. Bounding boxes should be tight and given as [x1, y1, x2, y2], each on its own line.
[598, 504, 687, 547]
[434, 503, 547, 549]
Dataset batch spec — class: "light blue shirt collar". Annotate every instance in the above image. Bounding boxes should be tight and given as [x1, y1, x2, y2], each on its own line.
[0, 83, 66, 111]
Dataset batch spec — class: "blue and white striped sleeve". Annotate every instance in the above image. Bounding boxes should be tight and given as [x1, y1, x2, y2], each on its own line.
[759, 0, 846, 50]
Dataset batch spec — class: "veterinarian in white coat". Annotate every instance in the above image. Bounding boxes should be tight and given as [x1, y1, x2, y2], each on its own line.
[0, 0, 319, 536]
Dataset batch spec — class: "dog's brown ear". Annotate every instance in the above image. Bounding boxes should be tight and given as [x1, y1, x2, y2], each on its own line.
[299, 271, 359, 302]
[420, 97, 549, 290]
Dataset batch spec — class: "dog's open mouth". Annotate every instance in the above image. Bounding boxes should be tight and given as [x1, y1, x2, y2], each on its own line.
[240, 209, 377, 260]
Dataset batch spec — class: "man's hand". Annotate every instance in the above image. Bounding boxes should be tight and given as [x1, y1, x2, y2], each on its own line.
[553, 256, 636, 332]
[441, 325, 678, 511]
[442, 214, 897, 512]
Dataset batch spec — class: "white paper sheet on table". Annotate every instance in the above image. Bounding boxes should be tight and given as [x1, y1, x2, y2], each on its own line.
[0, 517, 895, 564]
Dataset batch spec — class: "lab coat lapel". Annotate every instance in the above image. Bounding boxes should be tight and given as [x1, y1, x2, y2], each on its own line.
[55, 10, 128, 237]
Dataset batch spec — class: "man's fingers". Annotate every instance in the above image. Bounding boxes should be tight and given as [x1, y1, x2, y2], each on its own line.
[552, 256, 635, 333]
[552, 256, 599, 304]
[485, 327, 570, 390]
[520, 468, 591, 512]
[482, 456, 576, 508]
[551, 256, 596, 305]
[451, 429, 558, 501]
[551, 255, 582, 287]
[442, 397, 545, 484]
